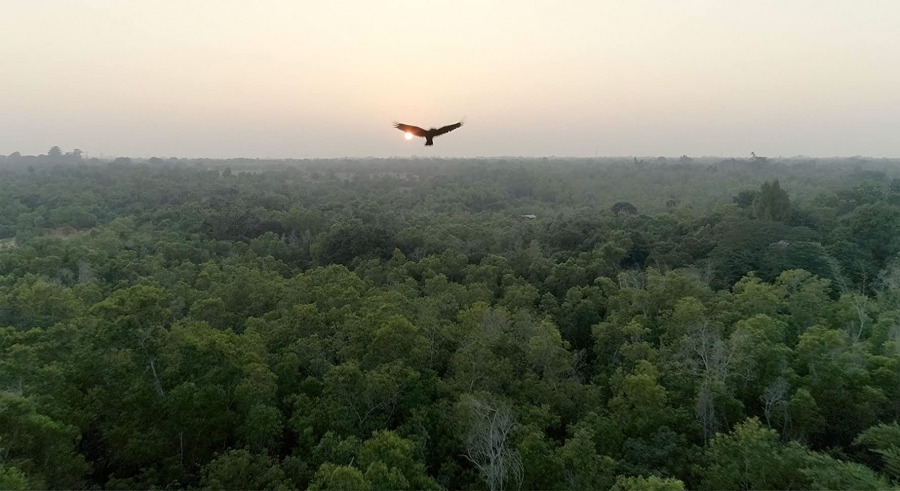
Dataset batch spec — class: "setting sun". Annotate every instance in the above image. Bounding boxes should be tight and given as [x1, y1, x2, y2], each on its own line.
[404, 132, 413, 140]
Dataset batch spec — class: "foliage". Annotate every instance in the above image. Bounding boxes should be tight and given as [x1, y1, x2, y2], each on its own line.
[0, 156, 899, 488]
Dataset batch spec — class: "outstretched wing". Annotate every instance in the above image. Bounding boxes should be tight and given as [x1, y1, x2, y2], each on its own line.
[431, 121, 463, 137]
[394, 123, 427, 137]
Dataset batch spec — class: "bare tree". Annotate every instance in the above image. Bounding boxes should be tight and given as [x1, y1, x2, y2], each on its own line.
[617, 269, 646, 291]
[889, 323, 900, 352]
[681, 321, 732, 381]
[684, 260, 716, 289]
[845, 293, 870, 343]
[461, 396, 523, 491]
[828, 255, 872, 343]
[135, 325, 164, 396]
[681, 320, 734, 445]
[760, 378, 790, 428]
[877, 261, 900, 312]
[695, 378, 717, 446]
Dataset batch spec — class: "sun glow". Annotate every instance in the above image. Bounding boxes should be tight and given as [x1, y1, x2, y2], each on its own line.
[404, 132, 413, 140]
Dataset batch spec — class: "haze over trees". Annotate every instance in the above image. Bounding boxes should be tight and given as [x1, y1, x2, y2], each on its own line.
[3, 153, 900, 489]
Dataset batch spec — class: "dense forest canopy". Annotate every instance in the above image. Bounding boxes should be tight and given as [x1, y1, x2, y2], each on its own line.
[3, 152, 900, 489]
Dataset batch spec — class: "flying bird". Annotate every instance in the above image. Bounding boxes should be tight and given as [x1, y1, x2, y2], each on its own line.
[393, 121, 463, 146]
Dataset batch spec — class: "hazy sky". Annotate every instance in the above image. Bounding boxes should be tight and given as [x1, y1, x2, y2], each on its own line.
[2, 1, 899, 158]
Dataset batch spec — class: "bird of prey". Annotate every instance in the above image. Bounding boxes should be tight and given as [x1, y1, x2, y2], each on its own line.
[393, 121, 463, 146]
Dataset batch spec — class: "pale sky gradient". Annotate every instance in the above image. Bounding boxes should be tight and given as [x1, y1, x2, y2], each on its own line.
[2, 1, 899, 158]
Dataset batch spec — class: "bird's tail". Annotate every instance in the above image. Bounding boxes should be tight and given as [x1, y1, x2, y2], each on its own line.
[425, 138, 434, 146]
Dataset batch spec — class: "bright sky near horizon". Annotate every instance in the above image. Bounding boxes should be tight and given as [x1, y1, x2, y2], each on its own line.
[1, 1, 899, 159]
